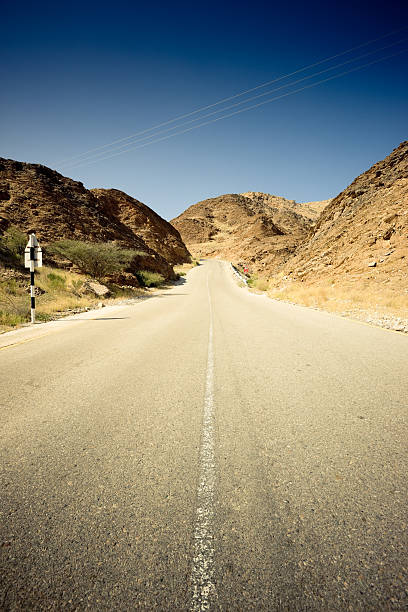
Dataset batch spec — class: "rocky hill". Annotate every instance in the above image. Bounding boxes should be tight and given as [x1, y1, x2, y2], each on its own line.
[0, 158, 190, 279]
[241, 192, 331, 222]
[171, 192, 329, 273]
[91, 188, 190, 265]
[277, 141, 408, 291]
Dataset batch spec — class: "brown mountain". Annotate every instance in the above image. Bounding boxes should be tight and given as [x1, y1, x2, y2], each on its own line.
[0, 158, 190, 279]
[171, 192, 329, 272]
[91, 188, 190, 265]
[277, 141, 408, 290]
[241, 192, 331, 222]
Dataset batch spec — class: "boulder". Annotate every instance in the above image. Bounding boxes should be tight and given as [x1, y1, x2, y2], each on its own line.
[83, 280, 110, 297]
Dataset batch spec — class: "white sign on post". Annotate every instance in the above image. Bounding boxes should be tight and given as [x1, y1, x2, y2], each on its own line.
[24, 239, 42, 268]
[25, 233, 42, 324]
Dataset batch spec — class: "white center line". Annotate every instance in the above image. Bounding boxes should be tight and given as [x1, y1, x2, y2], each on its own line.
[190, 274, 216, 611]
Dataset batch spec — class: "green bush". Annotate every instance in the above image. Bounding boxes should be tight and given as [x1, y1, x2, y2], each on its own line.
[188, 256, 200, 266]
[47, 272, 66, 290]
[2, 279, 19, 295]
[135, 270, 165, 287]
[0, 226, 27, 264]
[49, 240, 139, 281]
[35, 312, 53, 322]
[0, 310, 29, 327]
[108, 285, 140, 298]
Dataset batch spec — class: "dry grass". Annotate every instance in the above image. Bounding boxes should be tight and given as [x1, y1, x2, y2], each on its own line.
[174, 259, 200, 277]
[0, 267, 97, 332]
[253, 278, 269, 292]
[33, 267, 97, 316]
[0, 266, 145, 333]
[267, 280, 408, 319]
[246, 274, 269, 292]
[242, 268, 408, 320]
[0, 278, 31, 329]
[37, 267, 83, 292]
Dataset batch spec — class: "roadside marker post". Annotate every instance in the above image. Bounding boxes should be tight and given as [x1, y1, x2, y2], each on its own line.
[24, 232, 42, 324]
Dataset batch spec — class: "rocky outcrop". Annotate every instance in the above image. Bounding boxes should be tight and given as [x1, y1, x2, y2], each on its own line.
[277, 141, 408, 290]
[241, 192, 330, 223]
[0, 158, 190, 279]
[91, 188, 190, 265]
[171, 192, 329, 273]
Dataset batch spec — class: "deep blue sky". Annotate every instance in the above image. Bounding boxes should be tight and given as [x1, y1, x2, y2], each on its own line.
[1, 0, 407, 220]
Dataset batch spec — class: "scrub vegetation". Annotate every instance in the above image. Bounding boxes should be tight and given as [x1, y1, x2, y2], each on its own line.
[0, 226, 26, 267]
[0, 232, 158, 333]
[243, 270, 408, 321]
[0, 265, 148, 333]
[135, 270, 165, 287]
[0, 267, 94, 331]
[49, 240, 143, 281]
[173, 257, 200, 278]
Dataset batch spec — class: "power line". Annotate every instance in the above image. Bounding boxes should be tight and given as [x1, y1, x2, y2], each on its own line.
[56, 26, 407, 167]
[60, 37, 407, 170]
[62, 47, 407, 170]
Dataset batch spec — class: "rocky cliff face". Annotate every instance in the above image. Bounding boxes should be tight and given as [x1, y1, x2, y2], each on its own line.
[91, 188, 190, 265]
[278, 141, 408, 289]
[0, 158, 190, 279]
[171, 192, 329, 273]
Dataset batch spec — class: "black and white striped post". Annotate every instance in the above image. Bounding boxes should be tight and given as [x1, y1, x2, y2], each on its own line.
[24, 232, 42, 324]
[29, 234, 36, 323]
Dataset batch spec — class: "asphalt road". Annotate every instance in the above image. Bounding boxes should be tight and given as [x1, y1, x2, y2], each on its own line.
[1, 260, 407, 611]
